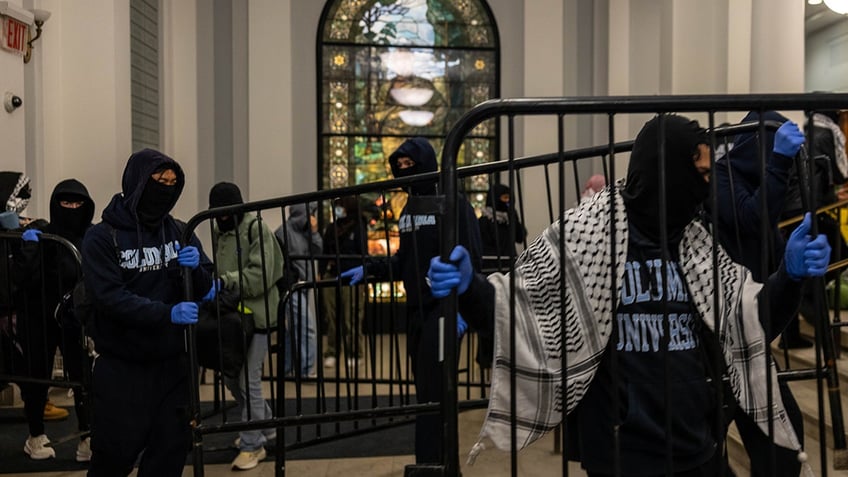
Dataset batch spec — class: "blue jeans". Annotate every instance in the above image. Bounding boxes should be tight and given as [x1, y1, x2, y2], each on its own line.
[283, 289, 316, 375]
[223, 334, 275, 451]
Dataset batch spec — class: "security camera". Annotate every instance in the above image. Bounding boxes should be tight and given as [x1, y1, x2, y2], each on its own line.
[4, 93, 22, 113]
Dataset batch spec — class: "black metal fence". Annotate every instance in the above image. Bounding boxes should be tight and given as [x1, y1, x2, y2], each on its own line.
[0, 230, 91, 445]
[180, 94, 848, 477]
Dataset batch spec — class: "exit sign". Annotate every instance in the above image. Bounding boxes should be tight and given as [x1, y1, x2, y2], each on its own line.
[2, 15, 27, 55]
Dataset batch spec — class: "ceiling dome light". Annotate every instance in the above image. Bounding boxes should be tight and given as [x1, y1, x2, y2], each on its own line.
[398, 110, 434, 127]
[389, 87, 434, 107]
[825, 0, 848, 14]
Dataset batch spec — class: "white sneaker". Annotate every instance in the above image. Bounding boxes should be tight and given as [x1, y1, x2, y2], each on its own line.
[76, 437, 92, 462]
[346, 357, 361, 368]
[231, 447, 267, 470]
[323, 356, 336, 368]
[24, 434, 55, 460]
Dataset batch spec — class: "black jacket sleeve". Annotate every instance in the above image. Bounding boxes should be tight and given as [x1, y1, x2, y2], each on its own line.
[458, 272, 495, 334]
[759, 262, 804, 342]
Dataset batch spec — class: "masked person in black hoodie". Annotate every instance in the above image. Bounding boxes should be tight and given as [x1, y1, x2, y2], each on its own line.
[478, 183, 526, 273]
[428, 115, 829, 476]
[340, 137, 482, 465]
[82, 149, 215, 477]
[713, 112, 810, 477]
[12, 179, 94, 461]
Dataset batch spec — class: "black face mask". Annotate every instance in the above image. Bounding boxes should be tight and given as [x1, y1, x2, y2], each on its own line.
[137, 179, 177, 228]
[622, 115, 708, 242]
[216, 216, 237, 232]
[52, 208, 88, 239]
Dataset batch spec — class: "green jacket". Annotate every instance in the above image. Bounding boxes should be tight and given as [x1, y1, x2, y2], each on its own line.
[212, 213, 284, 330]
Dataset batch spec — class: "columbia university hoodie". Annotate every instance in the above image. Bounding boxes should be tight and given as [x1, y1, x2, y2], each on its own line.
[81, 149, 212, 362]
[368, 137, 482, 310]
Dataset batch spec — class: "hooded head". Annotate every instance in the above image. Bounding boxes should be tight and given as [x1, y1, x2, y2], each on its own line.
[49, 179, 94, 240]
[0, 171, 32, 215]
[486, 183, 512, 212]
[622, 114, 709, 241]
[388, 137, 438, 195]
[287, 203, 311, 232]
[120, 149, 184, 229]
[209, 181, 244, 233]
[727, 110, 791, 185]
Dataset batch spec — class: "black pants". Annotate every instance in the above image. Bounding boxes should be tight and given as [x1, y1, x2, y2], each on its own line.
[408, 310, 442, 464]
[87, 354, 190, 477]
[13, 309, 61, 437]
[408, 308, 460, 465]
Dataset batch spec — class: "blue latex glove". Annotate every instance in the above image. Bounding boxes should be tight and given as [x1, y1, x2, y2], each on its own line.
[457, 313, 468, 339]
[340, 265, 365, 285]
[427, 245, 473, 298]
[175, 243, 200, 269]
[171, 302, 198, 325]
[773, 121, 805, 157]
[21, 229, 41, 242]
[202, 279, 221, 302]
[785, 212, 832, 280]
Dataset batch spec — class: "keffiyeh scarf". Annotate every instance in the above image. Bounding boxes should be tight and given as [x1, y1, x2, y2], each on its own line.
[812, 112, 848, 181]
[472, 184, 807, 472]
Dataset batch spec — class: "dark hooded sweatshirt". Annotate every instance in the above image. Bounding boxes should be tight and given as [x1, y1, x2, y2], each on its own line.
[571, 115, 716, 474]
[81, 149, 212, 362]
[713, 110, 794, 282]
[16, 179, 95, 315]
[478, 183, 526, 271]
[367, 137, 482, 310]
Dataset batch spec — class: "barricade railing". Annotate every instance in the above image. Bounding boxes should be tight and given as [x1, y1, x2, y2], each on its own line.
[0, 230, 91, 445]
[183, 93, 848, 476]
[437, 93, 848, 477]
[183, 174, 499, 476]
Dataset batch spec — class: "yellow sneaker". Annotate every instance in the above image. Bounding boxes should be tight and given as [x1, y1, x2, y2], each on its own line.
[43, 401, 69, 421]
[231, 447, 266, 470]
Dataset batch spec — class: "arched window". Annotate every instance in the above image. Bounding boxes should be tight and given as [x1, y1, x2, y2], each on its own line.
[318, 0, 500, 213]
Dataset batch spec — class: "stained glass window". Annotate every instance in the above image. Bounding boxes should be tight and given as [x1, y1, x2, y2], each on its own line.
[318, 0, 499, 276]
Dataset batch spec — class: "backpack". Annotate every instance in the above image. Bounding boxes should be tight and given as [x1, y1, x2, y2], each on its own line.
[66, 224, 120, 339]
[274, 231, 301, 293]
[195, 287, 254, 378]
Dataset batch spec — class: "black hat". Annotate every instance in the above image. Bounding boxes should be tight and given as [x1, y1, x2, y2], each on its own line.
[209, 182, 244, 208]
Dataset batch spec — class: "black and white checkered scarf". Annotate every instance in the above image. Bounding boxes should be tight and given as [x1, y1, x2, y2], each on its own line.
[471, 184, 807, 471]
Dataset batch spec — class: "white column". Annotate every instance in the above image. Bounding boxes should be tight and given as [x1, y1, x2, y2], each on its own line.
[750, 0, 805, 94]
[520, 0, 566, 237]
[162, 0, 201, 221]
[36, 0, 131, 221]
[249, 0, 292, 203]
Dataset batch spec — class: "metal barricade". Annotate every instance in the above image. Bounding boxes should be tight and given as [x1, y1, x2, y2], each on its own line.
[0, 230, 91, 446]
[438, 94, 848, 477]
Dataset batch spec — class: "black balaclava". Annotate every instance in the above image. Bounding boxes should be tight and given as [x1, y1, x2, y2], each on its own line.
[209, 181, 244, 232]
[137, 166, 180, 229]
[388, 137, 438, 195]
[49, 179, 95, 241]
[488, 183, 511, 212]
[622, 114, 708, 242]
[118, 148, 185, 230]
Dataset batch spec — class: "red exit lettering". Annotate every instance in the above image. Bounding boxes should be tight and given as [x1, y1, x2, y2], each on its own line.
[3, 17, 28, 53]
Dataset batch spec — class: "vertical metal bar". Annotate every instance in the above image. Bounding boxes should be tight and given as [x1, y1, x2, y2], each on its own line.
[507, 114, 518, 477]
[558, 113, 569, 477]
